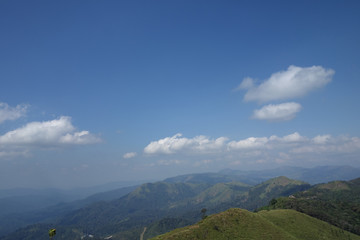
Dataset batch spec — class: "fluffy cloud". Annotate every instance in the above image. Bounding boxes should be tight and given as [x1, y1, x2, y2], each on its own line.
[0, 116, 101, 146]
[123, 152, 137, 159]
[252, 102, 302, 121]
[144, 133, 228, 155]
[227, 137, 269, 150]
[0, 102, 28, 124]
[239, 65, 334, 103]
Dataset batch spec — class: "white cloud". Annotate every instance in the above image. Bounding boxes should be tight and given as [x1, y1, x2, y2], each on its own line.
[0, 116, 101, 146]
[144, 133, 187, 154]
[239, 65, 334, 103]
[144, 133, 228, 155]
[280, 132, 307, 142]
[123, 152, 137, 159]
[0, 102, 28, 124]
[252, 102, 302, 121]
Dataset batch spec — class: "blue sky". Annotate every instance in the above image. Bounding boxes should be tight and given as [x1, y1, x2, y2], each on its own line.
[1, 0, 360, 189]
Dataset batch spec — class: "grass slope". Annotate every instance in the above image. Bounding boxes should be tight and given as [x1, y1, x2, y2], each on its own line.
[151, 208, 360, 240]
[260, 177, 360, 235]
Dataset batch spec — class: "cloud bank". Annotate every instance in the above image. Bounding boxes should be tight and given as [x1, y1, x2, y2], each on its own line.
[239, 65, 334, 103]
[252, 102, 302, 121]
[144, 133, 360, 166]
[0, 102, 28, 124]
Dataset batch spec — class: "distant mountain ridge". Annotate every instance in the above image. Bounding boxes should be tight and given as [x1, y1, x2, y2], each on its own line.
[219, 165, 360, 184]
[163, 165, 360, 186]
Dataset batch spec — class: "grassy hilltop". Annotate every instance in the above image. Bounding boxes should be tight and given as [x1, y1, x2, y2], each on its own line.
[151, 208, 360, 240]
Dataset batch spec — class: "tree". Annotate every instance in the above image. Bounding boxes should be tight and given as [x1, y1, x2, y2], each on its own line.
[49, 228, 56, 239]
[201, 208, 207, 220]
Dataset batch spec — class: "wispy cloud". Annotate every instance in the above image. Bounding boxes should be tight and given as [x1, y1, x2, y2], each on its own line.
[123, 152, 137, 159]
[252, 102, 302, 121]
[156, 159, 182, 166]
[0, 102, 28, 124]
[0, 150, 30, 158]
[238, 65, 334, 103]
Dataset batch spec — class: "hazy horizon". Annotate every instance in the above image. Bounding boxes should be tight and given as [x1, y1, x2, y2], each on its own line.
[1, 164, 359, 190]
[1, 1, 360, 189]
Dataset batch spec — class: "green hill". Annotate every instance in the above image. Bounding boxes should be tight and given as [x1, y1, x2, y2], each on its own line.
[151, 208, 360, 240]
[260, 177, 360, 235]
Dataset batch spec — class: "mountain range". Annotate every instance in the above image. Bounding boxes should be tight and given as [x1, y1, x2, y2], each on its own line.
[0, 165, 359, 239]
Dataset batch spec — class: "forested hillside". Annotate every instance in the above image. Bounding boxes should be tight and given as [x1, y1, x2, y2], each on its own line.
[259, 177, 360, 235]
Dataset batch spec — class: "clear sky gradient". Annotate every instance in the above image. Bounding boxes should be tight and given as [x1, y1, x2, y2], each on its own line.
[1, 0, 360, 188]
